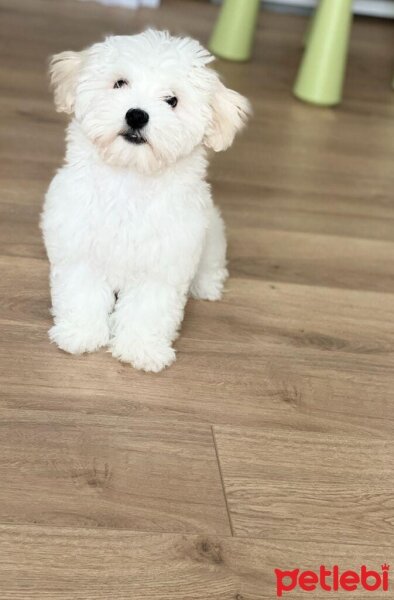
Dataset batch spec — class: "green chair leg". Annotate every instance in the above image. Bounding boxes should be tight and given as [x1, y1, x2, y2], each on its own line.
[294, 0, 353, 106]
[303, 4, 317, 48]
[209, 0, 260, 62]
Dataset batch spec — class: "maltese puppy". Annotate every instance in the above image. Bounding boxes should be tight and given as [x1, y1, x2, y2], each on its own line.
[41, 30, 250, 372]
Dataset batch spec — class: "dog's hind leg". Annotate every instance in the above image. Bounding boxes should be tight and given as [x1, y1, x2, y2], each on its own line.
[190, 205, 228, 301]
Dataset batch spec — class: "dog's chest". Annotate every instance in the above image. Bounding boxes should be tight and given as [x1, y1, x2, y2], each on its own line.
[88, 171, 206, 286]
[91, 175, 165, 261]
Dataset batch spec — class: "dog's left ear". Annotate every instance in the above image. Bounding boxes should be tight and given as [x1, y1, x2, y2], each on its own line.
[204, 79, 251, 152]
[49, 51, 84, 114]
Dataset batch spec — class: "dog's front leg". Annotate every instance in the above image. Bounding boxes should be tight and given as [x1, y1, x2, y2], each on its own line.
[49, 263, 115, 355]
[109, 278, 188, 372]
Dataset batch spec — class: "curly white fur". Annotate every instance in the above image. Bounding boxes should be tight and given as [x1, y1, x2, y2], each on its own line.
[41, 30, 250, 372]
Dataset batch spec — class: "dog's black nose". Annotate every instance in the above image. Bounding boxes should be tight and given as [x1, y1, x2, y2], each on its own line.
[125, 108, 149, 130]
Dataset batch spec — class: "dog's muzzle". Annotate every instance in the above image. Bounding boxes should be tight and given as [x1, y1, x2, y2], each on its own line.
[121, 130, 147, 145]
[121, 108, 149, 144]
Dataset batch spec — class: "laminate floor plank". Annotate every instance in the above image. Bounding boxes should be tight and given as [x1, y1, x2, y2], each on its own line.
[0, 524, 392, 599]
[0, 408, 230, 534]
[214, 425, 394, 545]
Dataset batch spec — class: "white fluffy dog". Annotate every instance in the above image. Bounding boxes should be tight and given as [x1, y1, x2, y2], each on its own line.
[41, 30, 250, 372]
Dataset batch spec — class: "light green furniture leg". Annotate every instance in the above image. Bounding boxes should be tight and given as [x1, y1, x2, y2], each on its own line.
[209, 0, 260, 62]
[303, 4, 317, 48]
[294, 0, 353, 106]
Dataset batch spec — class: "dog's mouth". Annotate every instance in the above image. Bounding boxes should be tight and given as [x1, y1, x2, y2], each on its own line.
[121, 130, 147, 145]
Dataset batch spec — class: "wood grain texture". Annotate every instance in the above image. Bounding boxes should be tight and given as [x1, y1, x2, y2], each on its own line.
[2, 267, 394, 430]
[214, 425, 394, 544]
[1, 0, 394, 597]
[0, 409, 230, 534]
[0, 524, 393, 600]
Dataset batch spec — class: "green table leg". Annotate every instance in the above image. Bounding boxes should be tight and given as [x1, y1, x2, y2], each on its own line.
[294, 0, 353, 106]
[209, 0, 260, 62]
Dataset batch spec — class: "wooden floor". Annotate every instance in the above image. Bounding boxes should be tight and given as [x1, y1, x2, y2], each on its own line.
[1, 0, 394, 597]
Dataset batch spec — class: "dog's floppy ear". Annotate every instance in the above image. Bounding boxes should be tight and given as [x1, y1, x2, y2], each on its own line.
[49, 51, 83, 114]
[204, 79, 251, 152]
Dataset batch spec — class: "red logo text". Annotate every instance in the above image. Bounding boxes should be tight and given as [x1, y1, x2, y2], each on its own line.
[275, 564, 390, 596]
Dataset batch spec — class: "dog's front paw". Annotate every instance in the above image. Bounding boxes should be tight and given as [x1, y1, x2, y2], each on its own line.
[49, 320, 110, 355]
[110, 337, 176, 372]
[191, 267, 228, 301]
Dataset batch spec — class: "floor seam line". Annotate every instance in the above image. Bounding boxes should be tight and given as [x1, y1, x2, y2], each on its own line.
[211, 425, 235, 537]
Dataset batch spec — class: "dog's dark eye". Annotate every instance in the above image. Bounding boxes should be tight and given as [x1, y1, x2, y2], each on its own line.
[114, 79, 128, 89]
[165, 96, 178, 108]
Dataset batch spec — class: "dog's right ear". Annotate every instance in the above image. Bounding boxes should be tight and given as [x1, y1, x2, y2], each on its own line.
[49, 51, 83, 114]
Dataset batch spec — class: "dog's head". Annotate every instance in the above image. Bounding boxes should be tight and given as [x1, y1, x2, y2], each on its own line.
[49, 30, 250, 173]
